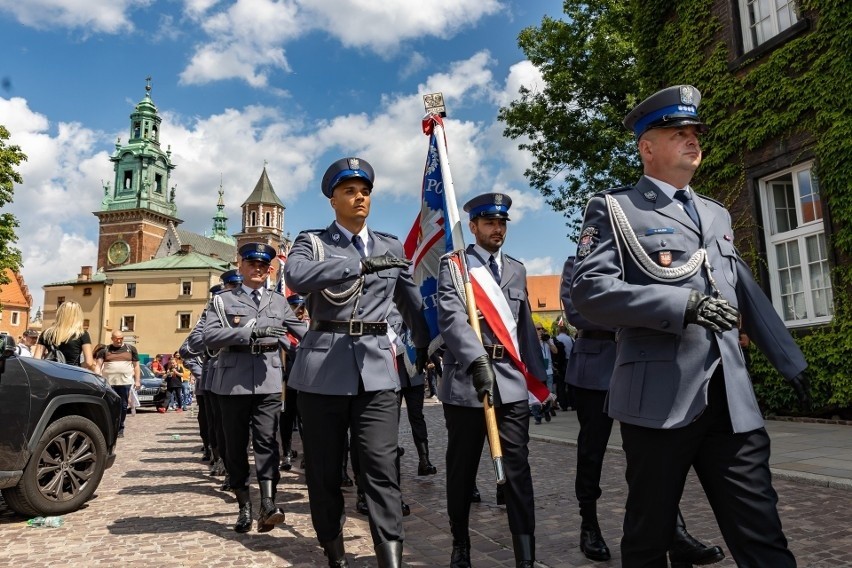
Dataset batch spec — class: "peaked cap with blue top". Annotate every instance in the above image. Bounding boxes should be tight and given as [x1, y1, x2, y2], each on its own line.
[623, 85, 709, 139]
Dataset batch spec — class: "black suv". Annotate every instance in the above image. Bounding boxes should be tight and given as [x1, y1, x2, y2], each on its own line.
[0, 334, 121, 517]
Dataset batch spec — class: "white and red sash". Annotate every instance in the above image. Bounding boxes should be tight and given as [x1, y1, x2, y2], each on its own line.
[451, 253, 550, 403]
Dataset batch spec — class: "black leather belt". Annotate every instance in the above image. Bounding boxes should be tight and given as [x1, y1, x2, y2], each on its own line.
[577, 330, 616, 341]
[483, 344, 505, 360]
[311, 320, 388, 336]
[227, 344, 279, 354]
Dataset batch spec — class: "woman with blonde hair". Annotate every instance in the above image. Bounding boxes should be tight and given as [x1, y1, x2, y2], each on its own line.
[32, 301, 95, 370]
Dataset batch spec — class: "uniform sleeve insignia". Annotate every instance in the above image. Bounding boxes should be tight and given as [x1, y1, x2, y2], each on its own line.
[577, 226, 600, 258]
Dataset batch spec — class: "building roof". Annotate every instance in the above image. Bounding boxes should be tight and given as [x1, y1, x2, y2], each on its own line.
[526, 274, 562, 313]
[176, 229, 236, 260]
[110, 250, 230, 272]
[242, 167, 285, 208]
[44, 272, 109, 288]
[0, 268, 33, 308]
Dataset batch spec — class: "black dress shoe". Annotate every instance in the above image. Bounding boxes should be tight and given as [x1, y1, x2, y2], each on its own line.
[401, 500, 410, 517]
[234, 502, 253, 533]
[220, 478, 232, 492]
[470, 486, 481, 503]
[280, 454, 292, 471]
[417, 457, 437, 476]
[450, 540, 471, 568]
[355, 491, 369, 515]
[669, 531, 725, 567]
[580, 522, 611, 561]
[257, 498, 286, 532]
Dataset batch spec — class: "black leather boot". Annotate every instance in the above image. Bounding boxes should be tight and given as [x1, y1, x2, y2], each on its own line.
[470, 485, 481, 503]
[669, 510, 725, 567]
[220, 475, 232, 492]
[415, 440, 437, 476]
[233, 487, 253, 533]
[512, 534, 546, 568]
[321, 532, 349, 567]
[450, 521, 471, 568]
[355, 489, 369, 515]
[201, 445, 211, 462]
[579, 502, 610, 561]
[257, 480, 286, 532]
[375, 540, 402, 568]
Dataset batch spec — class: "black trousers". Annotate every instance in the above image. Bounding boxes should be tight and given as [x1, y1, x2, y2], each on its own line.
[620, 368, 794, 568]
[574, 387, 613, 505]
[207, 393, 227, 463]
[299, 389, 401, 546]
[278, 387, 300, 454]
[398, 384, 428, 445]
[443, 401, 535, 536]
[218, 393, 281, 489]
[196, 393, 210, 449]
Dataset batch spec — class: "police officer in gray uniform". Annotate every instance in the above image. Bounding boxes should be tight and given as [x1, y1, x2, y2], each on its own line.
[571, 85, 810, 567]
[437, 193, 547, 568]
[204, 243, 307, 534]
[285, 157, 429, 568]
[561, 256, 724, 567]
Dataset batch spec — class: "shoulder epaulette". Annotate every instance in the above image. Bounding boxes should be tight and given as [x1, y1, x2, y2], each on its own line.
[373, 230, 399, 240]
[694, 192, 724, 208]
[504, 253, 522, 265]
[302, 228, 324, 234]
[606, 185, 632, 194]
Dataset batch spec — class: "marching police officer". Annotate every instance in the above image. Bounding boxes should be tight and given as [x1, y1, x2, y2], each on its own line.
[204, 244, 307, 534]
[571, 85, 810, 567]
[561, 256, 724, 566]
[285, 157, 429, 568]
[437, 193, 547, 568]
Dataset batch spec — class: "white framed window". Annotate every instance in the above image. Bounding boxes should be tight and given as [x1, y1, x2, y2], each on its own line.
[177, 312, 192, 330]
[10, 311, 20, 326]
[759, 161, 833, 326]
[738, 0, 799, 52]
[181, 280, 192, 296]
[121, 315, 136, 332]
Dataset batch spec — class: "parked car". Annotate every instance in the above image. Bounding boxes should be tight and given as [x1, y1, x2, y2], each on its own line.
[0, 333, 122, 517]
[136, 364, 166, 408]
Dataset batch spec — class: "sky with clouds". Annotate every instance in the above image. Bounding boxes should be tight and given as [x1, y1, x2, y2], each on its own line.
[0, 0, 577, 312]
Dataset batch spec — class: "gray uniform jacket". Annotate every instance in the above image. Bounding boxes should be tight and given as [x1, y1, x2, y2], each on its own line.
[284, 223, 429, 395]
[393, 315, 425, 389]
[560, 256, 616, 391]
[180, 310, 209, 392]
[571, 176, 806, 432]
[203, 288, 307, 396]
[437, 245, 547, 408]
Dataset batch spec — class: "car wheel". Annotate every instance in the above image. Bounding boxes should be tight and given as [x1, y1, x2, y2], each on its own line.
[2, 415, 108, 517]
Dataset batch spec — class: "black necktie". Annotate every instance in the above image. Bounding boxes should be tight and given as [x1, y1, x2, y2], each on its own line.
[252, 289, 261, 307]
[488, 255, 500, 282]
[352, 235, 366, 258]
[674, 189, 701, 229]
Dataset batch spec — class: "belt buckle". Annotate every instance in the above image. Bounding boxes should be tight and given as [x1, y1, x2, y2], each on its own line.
[491, 344, 504, 360]
[250, 343, 263, 355]
[349, 320, 364, 336]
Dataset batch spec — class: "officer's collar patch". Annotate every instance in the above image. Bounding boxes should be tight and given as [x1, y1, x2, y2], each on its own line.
[643, 190, 657, 202]
[577, 226, 600, 258]
[332, 233, 340, 242]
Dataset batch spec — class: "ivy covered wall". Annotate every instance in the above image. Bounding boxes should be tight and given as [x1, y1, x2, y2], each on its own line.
[631, 0, 852, 415]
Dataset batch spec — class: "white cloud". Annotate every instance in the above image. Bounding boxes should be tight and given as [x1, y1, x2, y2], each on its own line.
[0, 0, 151, 34]
[518, 256, 555, 276]
[399, 52, 428, 80]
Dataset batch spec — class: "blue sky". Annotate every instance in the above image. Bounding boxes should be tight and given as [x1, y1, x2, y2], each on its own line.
[0, 0, 576, 309]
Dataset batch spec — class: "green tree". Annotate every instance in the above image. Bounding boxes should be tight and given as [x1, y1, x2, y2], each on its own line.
[498, 0, 641, 238]
[0, 125, 27, 286]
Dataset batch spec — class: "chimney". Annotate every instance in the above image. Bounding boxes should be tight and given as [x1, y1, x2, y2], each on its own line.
[179, 244, 193, 254]
[77, 266, 93, 281]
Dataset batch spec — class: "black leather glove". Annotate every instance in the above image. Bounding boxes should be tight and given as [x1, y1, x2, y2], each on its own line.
[468, 354, 495, 405]
[684, 290, 740, 332]
[360, 253, 412, 274]
[415, 347, 429, 374]
[790, 372, 812, 409]
[250, 326, 288, 340]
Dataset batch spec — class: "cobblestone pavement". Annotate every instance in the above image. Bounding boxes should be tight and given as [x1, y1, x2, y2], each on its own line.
[2, 401, 852, 567]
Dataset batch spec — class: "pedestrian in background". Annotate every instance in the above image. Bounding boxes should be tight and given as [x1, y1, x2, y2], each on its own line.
[94, 330, 141, 438]
[33, 300, 94, 370]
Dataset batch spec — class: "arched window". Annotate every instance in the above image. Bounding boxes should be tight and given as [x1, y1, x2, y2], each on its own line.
[265, 212, 271, 227]
[250, 211, 257, 226]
